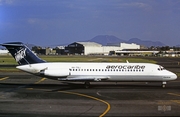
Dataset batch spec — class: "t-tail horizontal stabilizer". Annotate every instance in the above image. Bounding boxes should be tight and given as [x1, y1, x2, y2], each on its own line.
[1, 42, 45, 65]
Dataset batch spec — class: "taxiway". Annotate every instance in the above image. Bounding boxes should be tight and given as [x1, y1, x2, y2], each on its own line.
[0, 70, 180, 117]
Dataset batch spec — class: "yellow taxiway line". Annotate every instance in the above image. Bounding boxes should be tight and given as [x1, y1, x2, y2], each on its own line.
[0, 77, 9, 98]
[35, 78, 46, 84]
[28, 78, 111, 117]
[0, 77, 9, 81]
[58, 91, 111, 117]
[171, 100, 180, 104]
[168, 93, 180, 97]
[168, 93, 180, 105]
[26, 88, 111, 116]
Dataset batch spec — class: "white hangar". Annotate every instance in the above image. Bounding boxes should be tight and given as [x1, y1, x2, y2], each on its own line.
[66, 42, 140, 55]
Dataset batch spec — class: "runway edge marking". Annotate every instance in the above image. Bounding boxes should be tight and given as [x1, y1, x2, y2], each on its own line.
[0, 77, 9, 81]
[58, 91, 111, 117]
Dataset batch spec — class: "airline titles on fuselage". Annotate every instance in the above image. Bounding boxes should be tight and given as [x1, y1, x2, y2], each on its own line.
[106, 65, 145, 70]
[70, 65, 145, 71]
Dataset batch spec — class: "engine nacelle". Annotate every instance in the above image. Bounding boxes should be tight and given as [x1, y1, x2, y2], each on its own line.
[40, 69, 69, 77]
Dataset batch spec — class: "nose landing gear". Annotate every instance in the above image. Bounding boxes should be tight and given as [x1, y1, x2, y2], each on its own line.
[162, 82, 166, 88]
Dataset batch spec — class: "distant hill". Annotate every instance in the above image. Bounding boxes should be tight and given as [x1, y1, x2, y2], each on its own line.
[87, 35, 126, 46]
[87, 35, 166, 47]
[41, 35, 167, 47]
[127, 38, 166, 47]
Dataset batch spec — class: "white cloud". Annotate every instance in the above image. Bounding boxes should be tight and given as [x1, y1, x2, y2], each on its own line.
[27, 18, 51, 30]
[0, 0, 14, 5]
[118, 2, 152, 11]
[5, 0, 13, 4]
[27, 18, 38, 24]
[0, 0, 3, 5]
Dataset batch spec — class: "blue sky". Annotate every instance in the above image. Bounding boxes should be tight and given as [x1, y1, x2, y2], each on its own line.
[0, 0, 180, 46]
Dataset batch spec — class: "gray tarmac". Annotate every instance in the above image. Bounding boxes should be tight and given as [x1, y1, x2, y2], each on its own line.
[0, 72, 180, 117]
[0, 57, 180, 117]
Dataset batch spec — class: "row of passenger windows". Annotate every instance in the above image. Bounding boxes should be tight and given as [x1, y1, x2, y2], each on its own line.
[69, 69, 144, 72]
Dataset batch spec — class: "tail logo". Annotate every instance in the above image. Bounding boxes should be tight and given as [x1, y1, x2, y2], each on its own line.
[15, 48, 26, 62]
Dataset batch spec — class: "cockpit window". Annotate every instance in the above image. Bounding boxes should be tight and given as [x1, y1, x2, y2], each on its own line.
[158, 66, 165, 71]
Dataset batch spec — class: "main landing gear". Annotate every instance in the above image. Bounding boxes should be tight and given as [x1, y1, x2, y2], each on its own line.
[162, 81, 166, 88]
[84, 82, 90, 89]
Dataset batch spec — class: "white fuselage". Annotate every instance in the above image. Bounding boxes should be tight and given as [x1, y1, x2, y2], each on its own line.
[16, 62, 177, 82]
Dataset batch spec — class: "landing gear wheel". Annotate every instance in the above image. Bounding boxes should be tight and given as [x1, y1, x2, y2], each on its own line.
[162, 84, 166, 88]
[162, 82, 166, 88]
[84, 82, 90, 89]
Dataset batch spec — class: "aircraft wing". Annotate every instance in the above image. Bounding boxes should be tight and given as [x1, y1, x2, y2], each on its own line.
[58, 76, 109, 81]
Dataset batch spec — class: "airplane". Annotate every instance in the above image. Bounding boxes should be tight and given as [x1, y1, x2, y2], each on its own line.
[1, 42, 177, 88]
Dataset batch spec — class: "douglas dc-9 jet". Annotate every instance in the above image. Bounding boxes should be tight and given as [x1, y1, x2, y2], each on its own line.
[1, 42, 177, 88]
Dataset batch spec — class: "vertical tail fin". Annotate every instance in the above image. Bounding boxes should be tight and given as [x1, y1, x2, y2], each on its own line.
[1, 42, 45, 65]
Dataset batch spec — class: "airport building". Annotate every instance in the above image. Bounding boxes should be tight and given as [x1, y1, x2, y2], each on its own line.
[0, 50, 9, 55]
[66, 42, 140, 55]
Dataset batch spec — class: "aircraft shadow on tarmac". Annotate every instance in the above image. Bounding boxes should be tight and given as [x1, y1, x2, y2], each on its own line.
[0, 82, 179, 91]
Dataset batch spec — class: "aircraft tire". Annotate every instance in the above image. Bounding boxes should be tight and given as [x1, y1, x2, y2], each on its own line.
[84, 82, 90, 89]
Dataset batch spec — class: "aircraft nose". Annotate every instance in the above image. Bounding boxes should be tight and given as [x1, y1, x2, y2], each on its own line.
[170, 72, 177, 80]
[163, 71, 177, 81]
